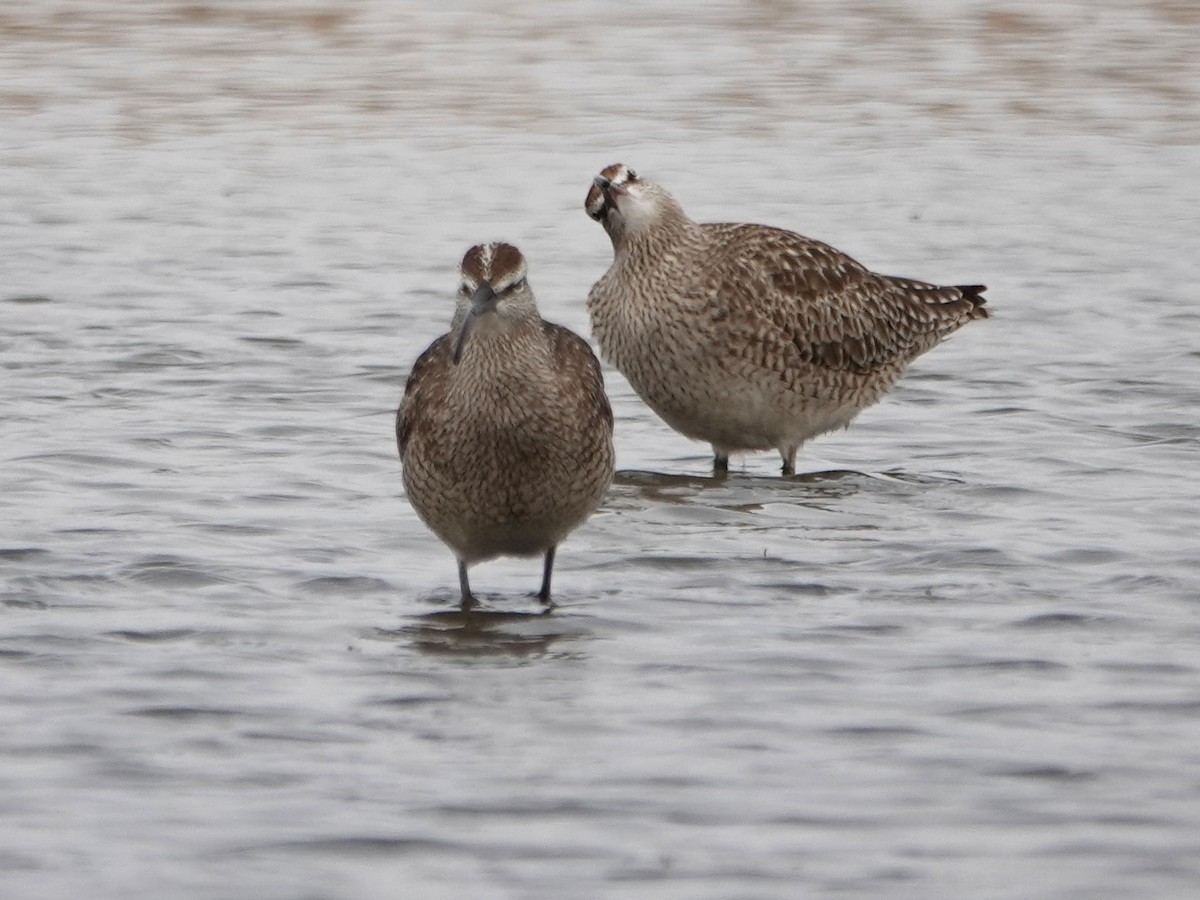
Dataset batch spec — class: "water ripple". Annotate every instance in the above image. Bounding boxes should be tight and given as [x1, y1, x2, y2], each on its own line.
[3, 3, 1199, 899]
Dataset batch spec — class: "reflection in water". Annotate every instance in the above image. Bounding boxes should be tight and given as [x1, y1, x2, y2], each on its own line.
[375, 606, 587, 659]
[611, 467, 949, 512]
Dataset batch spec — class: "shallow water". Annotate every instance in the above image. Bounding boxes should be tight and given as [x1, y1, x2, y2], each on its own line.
[3, 1, 1200, 897]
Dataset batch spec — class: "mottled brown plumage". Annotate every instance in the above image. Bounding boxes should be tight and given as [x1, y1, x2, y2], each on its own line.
[585, 164, 989, 476]
[397, 242, 614, 610]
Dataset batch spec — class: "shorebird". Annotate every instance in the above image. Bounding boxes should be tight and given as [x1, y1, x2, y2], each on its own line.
[585, 164, 989, 476]
[396, 242, 614, 611]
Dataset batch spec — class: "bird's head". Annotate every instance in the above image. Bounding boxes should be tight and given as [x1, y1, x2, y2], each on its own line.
[585, 163, 678, 243]
[452, 242, 535, 364]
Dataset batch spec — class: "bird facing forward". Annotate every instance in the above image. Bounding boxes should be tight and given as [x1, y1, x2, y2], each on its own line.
[397, 242, 614, 610]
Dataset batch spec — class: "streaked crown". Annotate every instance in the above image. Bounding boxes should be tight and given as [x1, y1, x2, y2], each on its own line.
[459, 242, 528, 294]
[585, 163, 639, 221]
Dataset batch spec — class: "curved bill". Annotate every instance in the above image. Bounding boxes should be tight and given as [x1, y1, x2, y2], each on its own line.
[452, 282, 497, 364]
[593, 174, 617, 206]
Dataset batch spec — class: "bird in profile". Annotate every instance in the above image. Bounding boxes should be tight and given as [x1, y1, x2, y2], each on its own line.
[585, 164, 989, 477]
[396, 242, 614, 611]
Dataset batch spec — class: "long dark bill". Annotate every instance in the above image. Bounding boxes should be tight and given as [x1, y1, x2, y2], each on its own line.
[452, 282, 497, 365]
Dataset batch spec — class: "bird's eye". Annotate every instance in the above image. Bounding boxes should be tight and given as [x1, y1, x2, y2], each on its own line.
[626, 168, 638, 181]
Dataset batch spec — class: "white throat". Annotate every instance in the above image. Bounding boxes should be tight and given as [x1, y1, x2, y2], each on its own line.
[616, 185, 665, 237]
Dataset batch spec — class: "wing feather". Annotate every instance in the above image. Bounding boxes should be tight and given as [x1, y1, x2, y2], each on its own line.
[701, 224, 987, 376]
[541, 322, 614, 434]
[396, 335, 451, 455]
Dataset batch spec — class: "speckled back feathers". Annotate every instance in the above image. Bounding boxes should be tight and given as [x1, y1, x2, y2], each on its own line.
[584, 164, 989, 470]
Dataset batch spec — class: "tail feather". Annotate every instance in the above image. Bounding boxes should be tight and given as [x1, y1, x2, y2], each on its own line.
[955, 284, 989, 319]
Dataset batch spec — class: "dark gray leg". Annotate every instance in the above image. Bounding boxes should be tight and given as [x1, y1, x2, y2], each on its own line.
[713, 451, 730, 477]
[537, 546, 557, 608]
[781, 447, 797, 476]
[457, 560, 477, 611]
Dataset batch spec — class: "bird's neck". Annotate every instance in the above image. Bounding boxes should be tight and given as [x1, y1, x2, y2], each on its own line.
[613, 208, 705, 274]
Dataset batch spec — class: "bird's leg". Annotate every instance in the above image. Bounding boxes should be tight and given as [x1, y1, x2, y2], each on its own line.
[537, 547, 557, 609]
[713, 450, 730, 478]
[457, 560, 477, 612]
[781, 446, 798, 477]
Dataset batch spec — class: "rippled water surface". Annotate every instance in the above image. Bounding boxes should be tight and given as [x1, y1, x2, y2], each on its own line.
[3, 1, 1200, 897]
